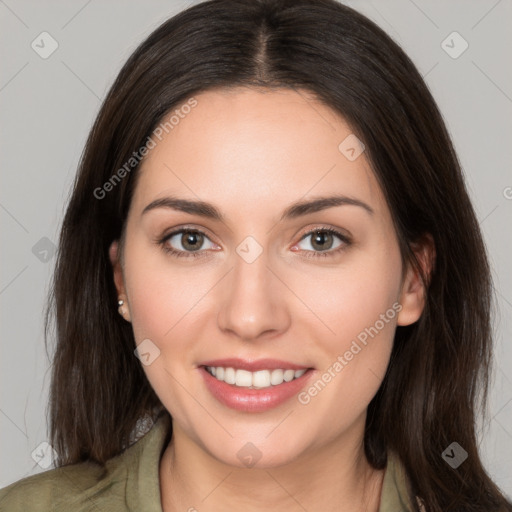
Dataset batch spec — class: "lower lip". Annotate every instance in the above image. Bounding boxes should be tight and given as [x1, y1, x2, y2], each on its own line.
[200, 366, 314, 412]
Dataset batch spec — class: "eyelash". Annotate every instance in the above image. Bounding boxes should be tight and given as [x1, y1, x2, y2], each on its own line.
[157, 226, 352, 260]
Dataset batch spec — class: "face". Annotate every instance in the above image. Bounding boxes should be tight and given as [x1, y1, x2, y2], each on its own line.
[110, 87, 426, 468]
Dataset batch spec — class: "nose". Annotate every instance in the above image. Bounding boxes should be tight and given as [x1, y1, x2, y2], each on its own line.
[216, 248, 291, 342]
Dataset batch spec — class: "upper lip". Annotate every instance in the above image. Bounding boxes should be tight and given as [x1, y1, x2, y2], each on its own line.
[200, 358, 311, 372]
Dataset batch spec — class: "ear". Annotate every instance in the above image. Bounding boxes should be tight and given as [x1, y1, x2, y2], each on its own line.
[109, 239, 131, 322]
[396, 233, 435, 326]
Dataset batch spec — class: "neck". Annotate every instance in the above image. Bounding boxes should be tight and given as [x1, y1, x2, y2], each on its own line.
[159, 415, 385, 512]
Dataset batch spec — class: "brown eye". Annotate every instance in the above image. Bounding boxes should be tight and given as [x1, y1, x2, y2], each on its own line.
[309, 230, 335, 251]
[159, 229, 216, 258]
[292, 227, 352, 259]
[180, 231, 204, 251]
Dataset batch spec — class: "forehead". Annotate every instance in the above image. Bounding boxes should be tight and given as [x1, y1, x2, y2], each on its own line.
[131, 87, 386, 221]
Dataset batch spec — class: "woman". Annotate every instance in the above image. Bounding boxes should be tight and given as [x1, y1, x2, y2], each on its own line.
[1, 0, 510, 510]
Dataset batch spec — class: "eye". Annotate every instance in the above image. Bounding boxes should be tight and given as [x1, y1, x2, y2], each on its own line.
[158, 228, 217, 259]
[157, 226, 351, 260]
[292, 227, 351, 259]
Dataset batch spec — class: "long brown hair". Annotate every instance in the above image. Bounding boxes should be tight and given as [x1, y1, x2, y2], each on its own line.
[44, 0, 511, 510]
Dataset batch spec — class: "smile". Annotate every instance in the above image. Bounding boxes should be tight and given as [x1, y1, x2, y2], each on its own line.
[205, 366, 307, 389]
[200, 360, 314, 412]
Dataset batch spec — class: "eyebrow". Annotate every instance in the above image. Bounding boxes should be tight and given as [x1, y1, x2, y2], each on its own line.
[141, 194, 374, 221]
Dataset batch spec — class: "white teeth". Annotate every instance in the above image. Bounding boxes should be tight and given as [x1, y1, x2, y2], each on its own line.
[253, 370, 271, 388]
[224, 367, 236, 385]
[283, 369, 295, 382]
[206, 366, 308, 388]
[270, 369, 284, 385]
[235, 369, 253, 387]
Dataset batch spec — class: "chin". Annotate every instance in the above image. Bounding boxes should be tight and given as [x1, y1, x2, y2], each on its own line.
[200, 432, 311, 470]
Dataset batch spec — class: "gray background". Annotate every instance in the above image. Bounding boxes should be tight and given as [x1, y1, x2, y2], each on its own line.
[1, 0, 511, 497]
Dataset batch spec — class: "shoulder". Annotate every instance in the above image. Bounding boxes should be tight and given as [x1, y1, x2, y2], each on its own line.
[381, 450, 425, 512]
[0, 450, 138, 512]
[0, 461, 112, 512]
[0, 412, 171, 512]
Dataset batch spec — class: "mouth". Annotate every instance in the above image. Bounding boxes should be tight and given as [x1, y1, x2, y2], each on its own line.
[204, 366, 308, 389]
[198, 358, 315, 412]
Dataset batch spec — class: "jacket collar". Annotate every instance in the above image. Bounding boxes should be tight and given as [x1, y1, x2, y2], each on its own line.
[127, 412, 418, 512]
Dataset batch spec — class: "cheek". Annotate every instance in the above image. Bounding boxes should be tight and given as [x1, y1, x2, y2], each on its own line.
[292, 241, 402, 347]
[123, 230, 402, 409]
[122, 250, 212, 416]
[290, 242, 402, 412]
[127, 265, 199, 341]
[122, 244, 224, 390]
[122, 231, 209, 338]
[125, 231, 402, 358]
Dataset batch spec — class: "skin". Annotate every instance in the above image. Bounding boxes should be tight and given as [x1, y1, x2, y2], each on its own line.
[109, 87, 432, 511]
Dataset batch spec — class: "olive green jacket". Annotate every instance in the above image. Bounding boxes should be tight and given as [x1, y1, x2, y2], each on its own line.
[0, 413, 416, 511]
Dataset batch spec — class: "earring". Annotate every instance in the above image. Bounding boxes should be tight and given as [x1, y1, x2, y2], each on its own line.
[118, 297, 128, 318]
